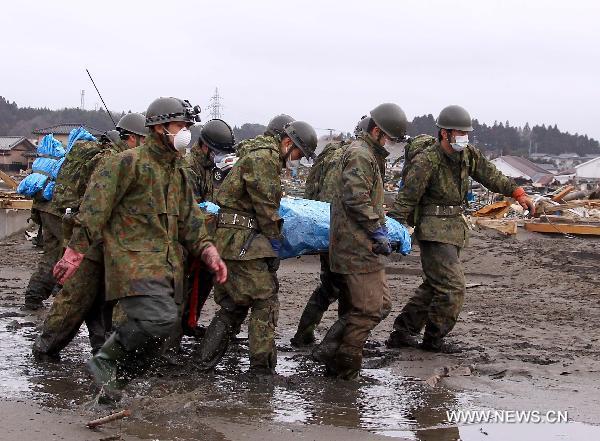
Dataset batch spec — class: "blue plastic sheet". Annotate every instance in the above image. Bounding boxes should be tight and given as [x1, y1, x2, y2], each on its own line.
[17, 128, 97, 200]
[199, 197, 412, 259]
[17, 134, 65, 197]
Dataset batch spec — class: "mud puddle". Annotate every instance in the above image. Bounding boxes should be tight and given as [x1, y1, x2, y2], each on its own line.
[2, 308, 599, 441]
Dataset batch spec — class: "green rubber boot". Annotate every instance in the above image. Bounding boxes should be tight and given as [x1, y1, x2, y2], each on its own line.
[85, 334, 127, 402]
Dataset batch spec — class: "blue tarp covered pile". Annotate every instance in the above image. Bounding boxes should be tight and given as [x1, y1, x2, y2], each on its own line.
[199, 197, 412, 259]
[17, 127, 97, 200]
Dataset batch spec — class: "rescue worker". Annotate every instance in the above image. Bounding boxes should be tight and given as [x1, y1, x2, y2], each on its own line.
[198, 119, 317, 375]
[312, 103, 408, 379]
[182, 119, 235, 338]
[386, 105, 535, 353]
[290, 118, 370, 347]
[32, 113, 148, 359]
[53, 97, 227, 399]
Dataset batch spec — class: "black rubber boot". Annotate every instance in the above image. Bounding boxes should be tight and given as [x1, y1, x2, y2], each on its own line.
[197, 313, 233, 371]
[386, 329, 421, 348]
[291, 303, 325, 347]
[335, 350, 362, 381]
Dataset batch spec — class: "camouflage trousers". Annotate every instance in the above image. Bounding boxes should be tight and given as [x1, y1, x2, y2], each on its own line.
[293, 254, 346, 343]
[392, 240, 465, 346]
[33, 251, 111, 355]
[316, 269, 391, 378]
[201, 258, 279, 372]
[24, 211, 63, 305]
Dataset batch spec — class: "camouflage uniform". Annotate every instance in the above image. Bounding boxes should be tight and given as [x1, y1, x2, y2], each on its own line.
[33, 139, 127, 356]
[67, 133, 212, 362]
[316, 134, 392, 378]
[23, 196, 63, 308]
[186, 147, 215, 203]
[387, 141, 518, 348]
[291, 141, 348, 345]
[199, 134, 282, 373]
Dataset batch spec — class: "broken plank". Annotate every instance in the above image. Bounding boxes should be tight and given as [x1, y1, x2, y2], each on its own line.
[0, 171, 18, 190]
[0, 199, 33, 210]
[551, 185, 575, 202]
[524, 222, 600, 236]
[473, 200, 511, 219]
[474, 218, 518, 235]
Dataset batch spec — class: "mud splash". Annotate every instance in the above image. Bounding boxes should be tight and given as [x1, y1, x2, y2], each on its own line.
[1, 309, 599, 441]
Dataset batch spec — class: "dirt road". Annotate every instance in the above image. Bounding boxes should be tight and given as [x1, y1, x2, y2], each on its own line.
[0, 228, 599, 440]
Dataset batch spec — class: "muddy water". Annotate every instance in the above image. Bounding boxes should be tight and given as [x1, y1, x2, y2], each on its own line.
[1, 309, 599, 441]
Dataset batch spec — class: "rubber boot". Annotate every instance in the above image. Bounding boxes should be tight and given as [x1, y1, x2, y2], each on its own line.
[386, 328, 421, 349]
[290, 303, 325, 347]
[198, 312, 233, 371]
[85, 334, 127, 402]
[311, 319, 346, 375]
[335, 349, 362, 380]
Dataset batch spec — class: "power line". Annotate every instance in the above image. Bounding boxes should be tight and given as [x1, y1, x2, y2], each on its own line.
[207, 87, 223, 119]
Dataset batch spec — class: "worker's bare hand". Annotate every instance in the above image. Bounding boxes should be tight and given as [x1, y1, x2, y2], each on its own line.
[201, 244, 228, 284]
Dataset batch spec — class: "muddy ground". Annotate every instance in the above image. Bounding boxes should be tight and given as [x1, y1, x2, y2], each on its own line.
[0, 227, 599, 441]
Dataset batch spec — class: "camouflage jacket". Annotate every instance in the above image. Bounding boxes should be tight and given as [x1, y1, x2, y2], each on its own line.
[52, 140, 105, 213]
[387, 141, 518, 248]
[304, 140, 349, 203]
[68, 133, 212, 302]
[329, 134, 389, 274]
[214, 135, 282, 260]
[185, 147, 214, 203]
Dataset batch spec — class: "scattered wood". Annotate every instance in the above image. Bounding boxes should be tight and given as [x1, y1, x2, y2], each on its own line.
[551, 185, 575, 202]
[473, 200, 511, 219]
[474, 218, 518, 235]
[524, 221, 600, 236]
[0, 198, 33, 210]
[86, 409, 132, 429]
[0, 170, 18, 190]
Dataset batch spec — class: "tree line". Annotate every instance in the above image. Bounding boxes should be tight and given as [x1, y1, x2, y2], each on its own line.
[2, 97, 598, 156]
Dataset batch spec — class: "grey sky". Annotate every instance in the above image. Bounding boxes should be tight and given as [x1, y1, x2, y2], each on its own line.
[3, 0, 599, 140]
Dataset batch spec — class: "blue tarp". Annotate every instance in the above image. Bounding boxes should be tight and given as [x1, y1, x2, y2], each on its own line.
[17, 134, 65, 198]
[16, 127, 97, 200]
[199, 197, 412, 259]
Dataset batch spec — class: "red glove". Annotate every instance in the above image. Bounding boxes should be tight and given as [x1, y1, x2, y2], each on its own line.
[201, 244, 227, 284]
[512, 187, 535, 216]
[53, 247, 85, 285]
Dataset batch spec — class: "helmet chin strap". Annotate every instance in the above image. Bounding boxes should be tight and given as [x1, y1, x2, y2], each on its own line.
[159, 125, 176, 150]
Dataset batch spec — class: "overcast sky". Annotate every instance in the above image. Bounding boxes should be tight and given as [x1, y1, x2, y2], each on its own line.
[3, 0, 599, 139]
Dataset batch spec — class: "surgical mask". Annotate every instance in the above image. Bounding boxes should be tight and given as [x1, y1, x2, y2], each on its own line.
[166, 127, 192, 152]
[286, 158, 301, 170]
[451, 134, 469, 152]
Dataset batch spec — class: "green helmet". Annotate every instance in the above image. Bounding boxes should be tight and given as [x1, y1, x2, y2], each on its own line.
[265, 114, 295, 137]
[354, 115, 371, 136]
[436, 105, 473, 132]
[283, 121, 317, 159]
[101, 130, 121, 146]
[369, 103, 408, 141]
[117, 112, 149, 137]
[200, 119, 235, 153]
[145, 97, 201, 127]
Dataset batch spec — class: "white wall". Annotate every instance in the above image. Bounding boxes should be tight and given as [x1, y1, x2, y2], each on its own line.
[576, 158, 600, 179]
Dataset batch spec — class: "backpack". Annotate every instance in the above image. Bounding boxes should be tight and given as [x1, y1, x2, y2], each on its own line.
[400, 134, 437, 185]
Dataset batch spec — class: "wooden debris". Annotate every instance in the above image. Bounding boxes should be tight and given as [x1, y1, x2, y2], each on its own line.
[473, 200, 511, 219]
[0, 170, 18, 190]
[0, 198, 33, 210]
[474, 218, 518, 235]
[86, 409, 132, 429]
[425, 365, 472, 387]
[524, 221, 600, 236]
[551, 185, 574, 202]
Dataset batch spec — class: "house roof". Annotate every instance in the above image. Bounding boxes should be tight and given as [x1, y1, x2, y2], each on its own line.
[0, 136, 34, 151]
[494, 155, 551, 179]
[575, 156, 600, 169]
[32, 123, 104, 136]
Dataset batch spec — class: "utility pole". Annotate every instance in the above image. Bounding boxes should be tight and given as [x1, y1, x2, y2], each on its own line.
[207, 87, 223, 119]
[80, 90, 85, 110]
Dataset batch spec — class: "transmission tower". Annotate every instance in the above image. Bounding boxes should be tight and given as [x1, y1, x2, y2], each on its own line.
[207, 87, 223, 119]
[80, 90, 85, 109]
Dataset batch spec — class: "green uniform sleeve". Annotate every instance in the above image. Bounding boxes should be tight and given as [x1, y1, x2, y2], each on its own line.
[68, 152, 136, 255]
[468, 146, 518, 196]
[244, 152, 282, 240]
[177, 169, 212, 256]
[387, 151, 434, 225]
[340, 150, 381, 234]
[304, 161, 321, 200]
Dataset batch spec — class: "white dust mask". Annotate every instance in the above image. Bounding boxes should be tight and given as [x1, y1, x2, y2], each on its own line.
[451, 134, 469, 152]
